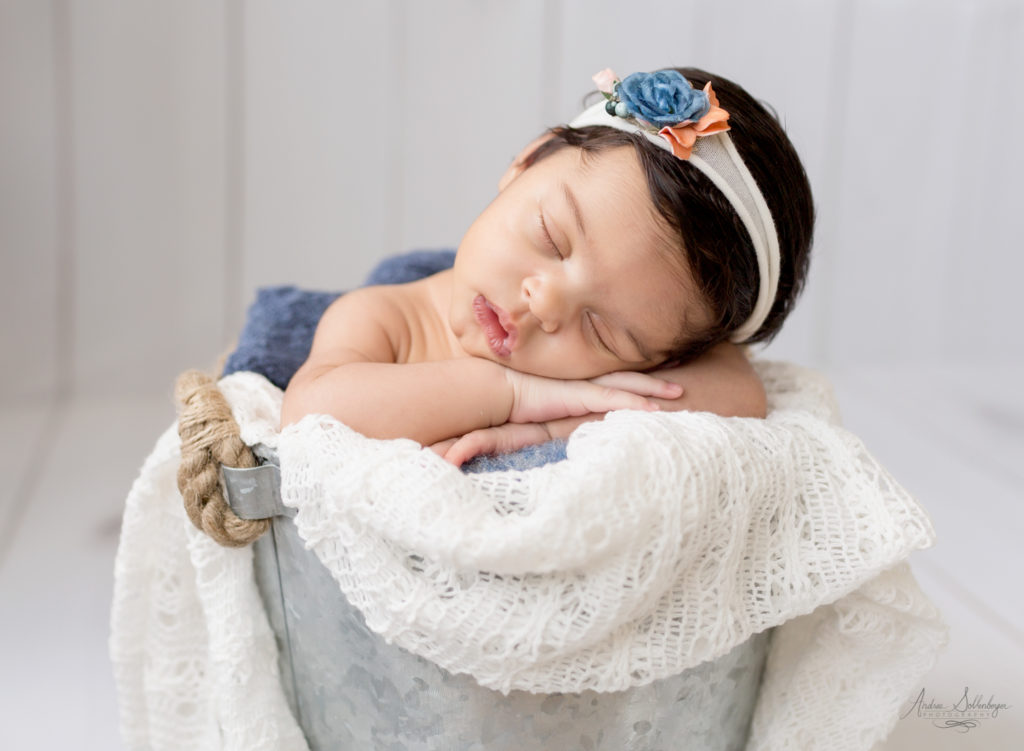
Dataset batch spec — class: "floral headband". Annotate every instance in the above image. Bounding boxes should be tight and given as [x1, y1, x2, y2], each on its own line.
[570, 69, 780, 344]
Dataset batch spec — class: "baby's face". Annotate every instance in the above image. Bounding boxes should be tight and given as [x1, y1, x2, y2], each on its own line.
[449, 145, 707, 380]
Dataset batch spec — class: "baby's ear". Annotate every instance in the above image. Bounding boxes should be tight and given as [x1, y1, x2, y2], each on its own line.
[498, 132, 555, 191]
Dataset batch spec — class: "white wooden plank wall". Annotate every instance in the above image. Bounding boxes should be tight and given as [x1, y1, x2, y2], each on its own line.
[241, 0, 396, 308]
[1, 0, 62, 401]
[2, 0, 1023, 405]
[826, 0, 1024, 369]
[67, 0, 228, 398]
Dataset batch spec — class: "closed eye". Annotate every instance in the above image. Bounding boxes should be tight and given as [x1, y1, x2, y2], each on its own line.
[538, 212, 564, 260]
[586, 313, 618, 358]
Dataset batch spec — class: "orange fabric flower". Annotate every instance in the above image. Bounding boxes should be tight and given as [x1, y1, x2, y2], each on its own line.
[657, 82, 731, 160]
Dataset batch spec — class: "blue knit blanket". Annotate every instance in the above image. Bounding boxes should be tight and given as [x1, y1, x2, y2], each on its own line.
[221, 250, 568, 472]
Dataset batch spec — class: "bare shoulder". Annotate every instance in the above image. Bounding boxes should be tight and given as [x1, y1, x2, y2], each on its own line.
[303, 285, 413, 368]
[649, 341, 767, 418]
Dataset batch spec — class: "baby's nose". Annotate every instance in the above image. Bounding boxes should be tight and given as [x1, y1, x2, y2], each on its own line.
[522, 275, 564, 334]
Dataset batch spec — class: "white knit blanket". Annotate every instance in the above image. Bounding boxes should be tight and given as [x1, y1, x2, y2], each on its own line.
[110, 362, 948, 751]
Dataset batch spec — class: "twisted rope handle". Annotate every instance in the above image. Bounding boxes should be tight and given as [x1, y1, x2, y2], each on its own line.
[174, 369, 270, 547]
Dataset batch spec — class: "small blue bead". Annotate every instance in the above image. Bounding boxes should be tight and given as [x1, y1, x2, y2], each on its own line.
[614, 101, 629, 118]
[605, 100, 617, 116]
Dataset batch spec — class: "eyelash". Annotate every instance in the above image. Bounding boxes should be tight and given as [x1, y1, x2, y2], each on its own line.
[537, 211, 619, 358]
[587, 313, 616, 357]
[538, 213, 564, 260]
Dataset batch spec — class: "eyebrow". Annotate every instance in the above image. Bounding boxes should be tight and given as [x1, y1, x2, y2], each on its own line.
[561, 182, 587, 240]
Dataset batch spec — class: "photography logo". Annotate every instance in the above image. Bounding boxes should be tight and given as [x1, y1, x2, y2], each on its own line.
[901, 686, 1011, 732]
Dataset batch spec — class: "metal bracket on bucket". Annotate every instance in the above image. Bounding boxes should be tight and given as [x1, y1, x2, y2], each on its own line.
[221, 444, 295, 519]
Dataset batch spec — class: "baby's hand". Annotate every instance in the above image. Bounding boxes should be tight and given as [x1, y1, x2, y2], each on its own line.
[504, 369, 683, 424]
[432, 372, 684, 466]
[430, 423, 555, 467]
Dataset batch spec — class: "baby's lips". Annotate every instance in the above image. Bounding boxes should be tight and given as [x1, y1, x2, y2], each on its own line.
[502, 325, 519, 352]
[492, 304, 518, 346]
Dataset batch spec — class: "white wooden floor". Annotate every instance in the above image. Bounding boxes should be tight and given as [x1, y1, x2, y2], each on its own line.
[0, 365, 1020, 750]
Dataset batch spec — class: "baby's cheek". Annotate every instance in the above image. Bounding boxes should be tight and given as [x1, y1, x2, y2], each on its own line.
[522, 345, 598, 380]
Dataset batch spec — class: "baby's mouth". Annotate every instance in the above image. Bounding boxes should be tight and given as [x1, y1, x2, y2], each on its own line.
[473, 295, 518, 358]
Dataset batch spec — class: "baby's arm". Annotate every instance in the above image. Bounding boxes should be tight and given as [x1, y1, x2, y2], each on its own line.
[281, 287, 678, 446]
[282, 290, 507, 444]
[436, 342, 765, 466]
[644, 341, 766, 418]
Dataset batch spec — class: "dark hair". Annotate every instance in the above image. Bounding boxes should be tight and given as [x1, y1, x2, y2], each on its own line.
[521, 67, 814, 363]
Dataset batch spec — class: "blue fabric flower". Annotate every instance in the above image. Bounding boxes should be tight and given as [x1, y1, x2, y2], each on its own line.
[617, 71, 710, 127]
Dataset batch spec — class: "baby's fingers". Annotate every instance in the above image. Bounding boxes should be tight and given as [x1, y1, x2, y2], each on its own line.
[444, 430, 502, 467]
[444, 424, 551, 467]
[428, 437, 459, 457]
[577, 385, 663, 415]
[590, 371, 684, 399]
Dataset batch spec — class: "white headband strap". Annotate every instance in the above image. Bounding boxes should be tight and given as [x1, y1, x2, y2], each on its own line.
[569, 98, 780, 343]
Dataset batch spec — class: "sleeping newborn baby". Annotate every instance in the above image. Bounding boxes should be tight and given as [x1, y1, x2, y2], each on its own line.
[282, 68, 814, 465]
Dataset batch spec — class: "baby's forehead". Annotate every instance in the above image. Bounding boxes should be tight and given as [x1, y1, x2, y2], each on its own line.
[560, 143, 638, 182]
[540, 146, 666, 226]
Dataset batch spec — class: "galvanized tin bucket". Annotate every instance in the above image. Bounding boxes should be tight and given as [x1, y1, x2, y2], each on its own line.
[224, 448, 771, 751]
